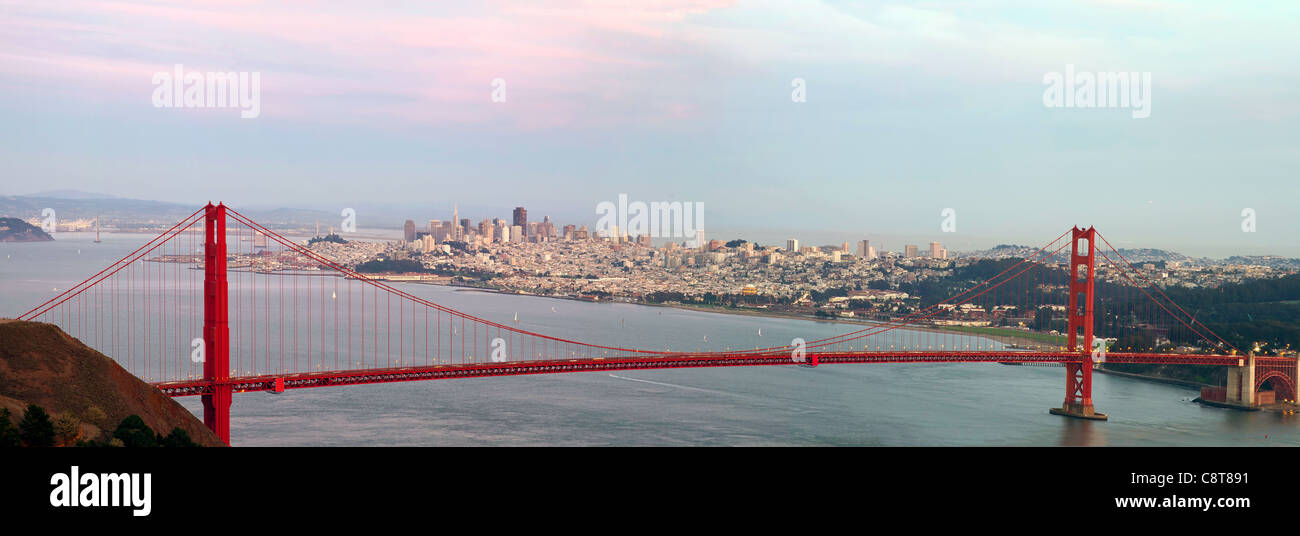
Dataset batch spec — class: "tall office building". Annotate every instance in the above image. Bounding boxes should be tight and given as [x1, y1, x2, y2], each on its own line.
[858, 239, 871, 259]
[929, 241, 947, 260]
[513, 207, 527, 238]
[495, 221, 509, 243]
[403, 220, 416, 242]
[786, 239, 799, 253]
[905, 244, 918, 258]
[452, 204, 459, 240]
[460, 219, 470, 238]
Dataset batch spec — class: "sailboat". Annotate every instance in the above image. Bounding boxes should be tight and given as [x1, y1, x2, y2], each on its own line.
[513, 312, 519, 323]
[331, 290, 337, 300]
[757, 328, 762, 337]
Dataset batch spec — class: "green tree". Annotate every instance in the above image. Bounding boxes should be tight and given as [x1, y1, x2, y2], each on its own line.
[113, 415, 158, 447]
[0, 408, 20, 447]
[159, 427, 198, 448]
[52, 412, 81, 446]
[19, 404, 55, 447]
[1033, 307, 1054, 332]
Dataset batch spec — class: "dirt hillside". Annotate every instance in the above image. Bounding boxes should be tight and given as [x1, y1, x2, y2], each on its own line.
[0, 319, 225, 446]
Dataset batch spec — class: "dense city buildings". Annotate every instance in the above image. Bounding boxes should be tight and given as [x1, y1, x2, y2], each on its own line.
[302, 205, 1297, 326]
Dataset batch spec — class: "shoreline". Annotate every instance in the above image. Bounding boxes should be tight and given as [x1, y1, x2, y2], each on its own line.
[433, 283, 1065, 350]
[1094, 366, 1207, 390]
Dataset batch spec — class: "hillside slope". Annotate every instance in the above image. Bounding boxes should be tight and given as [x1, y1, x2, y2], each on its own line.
[0, 320, 224, 446]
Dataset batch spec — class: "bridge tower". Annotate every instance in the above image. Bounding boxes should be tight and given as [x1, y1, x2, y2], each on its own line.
[1051, 227, 1108, 420]
[202, 203, 232, 445]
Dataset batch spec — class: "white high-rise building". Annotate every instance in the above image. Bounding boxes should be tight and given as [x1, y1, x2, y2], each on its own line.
[858, 239, 871, 259]
[930, 241, 947, 260]
[786, 239, 799, 253]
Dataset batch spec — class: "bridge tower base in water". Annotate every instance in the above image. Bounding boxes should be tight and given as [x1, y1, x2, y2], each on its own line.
[1051, 227, 1108, 421]
[201, 203, 232, 445]
[1224, 352, 1257, 408]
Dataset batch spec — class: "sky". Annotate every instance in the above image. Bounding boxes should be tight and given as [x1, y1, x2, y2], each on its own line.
[1, 0, 1298, 256]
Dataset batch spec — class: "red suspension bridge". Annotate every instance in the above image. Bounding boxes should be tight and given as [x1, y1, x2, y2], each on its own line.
[17, 203, 1296, 445]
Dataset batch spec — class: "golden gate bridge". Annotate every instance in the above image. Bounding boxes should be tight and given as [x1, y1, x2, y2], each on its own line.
[17, 203, 1296, 445]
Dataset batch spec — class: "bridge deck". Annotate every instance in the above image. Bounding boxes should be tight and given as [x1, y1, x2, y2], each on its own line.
[154, 352, 1274, 396]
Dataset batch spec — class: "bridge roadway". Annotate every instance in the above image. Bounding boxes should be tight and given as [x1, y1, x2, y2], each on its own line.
[154, 351, 1273, 397]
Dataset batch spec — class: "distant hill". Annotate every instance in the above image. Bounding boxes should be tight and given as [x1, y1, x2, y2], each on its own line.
[0, 320, 225, 447]
[0, 217, 53, 242]
[956, 245, 1218, 266]
[1112, 248, 1192, 264]
[21, 189, 121, 200]
[0, 194, 336, 230]
[1222, 256, 1300, 270]
[0, 194, 195, 223]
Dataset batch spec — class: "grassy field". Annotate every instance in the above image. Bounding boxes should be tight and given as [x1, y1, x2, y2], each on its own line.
[937, 325, 1068, 347]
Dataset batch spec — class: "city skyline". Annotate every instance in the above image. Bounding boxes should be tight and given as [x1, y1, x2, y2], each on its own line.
[4, 189, 1292, 260]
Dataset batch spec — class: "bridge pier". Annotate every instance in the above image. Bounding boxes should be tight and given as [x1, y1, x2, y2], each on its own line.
[1224, 352, 1256, 407]
[1050, 357, 1108, 420]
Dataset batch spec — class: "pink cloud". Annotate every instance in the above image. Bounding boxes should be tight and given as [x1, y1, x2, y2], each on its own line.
[0, 0, 736, 129]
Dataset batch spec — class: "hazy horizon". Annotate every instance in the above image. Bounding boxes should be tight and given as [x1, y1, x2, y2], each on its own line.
[1, 187, 1291, 259]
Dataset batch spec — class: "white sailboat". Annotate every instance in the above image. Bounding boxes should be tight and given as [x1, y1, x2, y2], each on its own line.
[513, 312, 519, 323]
[757, 328, 762, 337]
